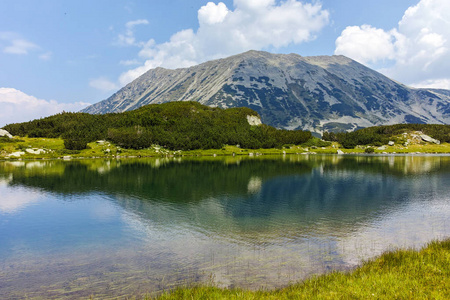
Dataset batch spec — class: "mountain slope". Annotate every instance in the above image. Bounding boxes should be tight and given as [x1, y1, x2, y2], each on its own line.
[82, 50, 450, 132]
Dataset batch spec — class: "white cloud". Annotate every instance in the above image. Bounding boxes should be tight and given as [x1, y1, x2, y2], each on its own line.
[413, 78, 450, 90]
[335, 0, 450, 89]
[118, 0, 329, 86]
[117, 19, 149, 46]
[0, 32, 39, 55]
[335, 25, 397, 64]
[198, 2, 229, 25]
[89, 77, 119, 92]
[0, 88, 90, 127]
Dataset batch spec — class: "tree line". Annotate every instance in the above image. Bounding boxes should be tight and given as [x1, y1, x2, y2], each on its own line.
[3, 101, 312, 150]
[323, 124, 450, 148]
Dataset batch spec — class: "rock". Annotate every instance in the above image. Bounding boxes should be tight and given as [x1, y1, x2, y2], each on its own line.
[0, 129, 13, 138]
[25, 149, 46, 155]
[420, 134, 440, 144]
[8, 151, 25, 157]
[337, 149, 344, 154]
[246, 115, 262, 126]
[377, 146, 387, 150]
[388, 141, 395, 146]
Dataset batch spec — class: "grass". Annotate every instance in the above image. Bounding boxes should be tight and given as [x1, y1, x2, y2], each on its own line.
[147, 239, 450, 299]
[1, 136, 450, 161]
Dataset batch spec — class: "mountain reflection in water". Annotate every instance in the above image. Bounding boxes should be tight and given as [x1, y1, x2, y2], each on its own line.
[0, 155, 449, 299]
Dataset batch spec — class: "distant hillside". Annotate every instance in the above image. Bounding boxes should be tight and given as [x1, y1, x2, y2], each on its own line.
[4, 101, 311, 150]
[82, 50, 450, 133]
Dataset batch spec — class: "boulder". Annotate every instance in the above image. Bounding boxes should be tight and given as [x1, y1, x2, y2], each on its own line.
[8, 151, 25, 157]
[337, 149, 344, 154]
[420, 134, 440, 144]
[388, 141, 395, 146]
[0, 129, 13, 138]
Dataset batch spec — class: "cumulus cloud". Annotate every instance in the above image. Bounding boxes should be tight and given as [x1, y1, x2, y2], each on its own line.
[0, 88, 90, 127]
[335, 0, 450, 89]
[89, 77, 119, 92]
[118, 0, 329, 86]
[335, 25, 397, 64]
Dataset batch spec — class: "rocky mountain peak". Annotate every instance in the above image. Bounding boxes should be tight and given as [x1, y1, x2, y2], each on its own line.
[82, 50, 450, 133]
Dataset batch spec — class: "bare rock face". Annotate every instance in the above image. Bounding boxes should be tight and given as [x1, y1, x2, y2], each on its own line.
[82, 50, 450, 133]
[0, 129, 13, 138]
[247, 115, 262, 126]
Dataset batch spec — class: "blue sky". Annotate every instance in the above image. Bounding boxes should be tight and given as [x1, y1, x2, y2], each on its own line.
[1, 0, 449, 126]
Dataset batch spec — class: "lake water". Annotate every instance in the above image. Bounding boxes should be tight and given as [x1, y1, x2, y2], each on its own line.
[0, 155, 449, 299]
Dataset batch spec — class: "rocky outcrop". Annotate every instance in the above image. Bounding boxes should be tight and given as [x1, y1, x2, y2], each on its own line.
[0, 129, 13, 138]
[247, 115, 262, 126]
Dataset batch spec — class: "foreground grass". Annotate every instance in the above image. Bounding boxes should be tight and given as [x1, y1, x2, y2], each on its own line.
[150, 239, 450, 299]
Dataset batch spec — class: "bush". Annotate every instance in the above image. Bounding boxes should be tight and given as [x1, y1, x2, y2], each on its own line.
[63, 139, 88, 150]
[364, 147, 375, 154]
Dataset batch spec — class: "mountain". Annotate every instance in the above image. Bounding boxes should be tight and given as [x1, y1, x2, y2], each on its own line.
[82, 50, 450, 132]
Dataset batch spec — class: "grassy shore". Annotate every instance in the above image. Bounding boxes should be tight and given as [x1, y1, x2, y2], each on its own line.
[147, 239, 450, 299]
[1, 136, 450, 160]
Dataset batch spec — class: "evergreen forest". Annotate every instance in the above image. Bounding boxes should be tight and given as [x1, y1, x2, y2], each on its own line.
[3, 102, 312, 150]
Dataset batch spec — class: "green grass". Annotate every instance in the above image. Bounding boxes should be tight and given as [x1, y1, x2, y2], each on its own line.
[2, 136, 450, 161]
[148, 239, 450, 299]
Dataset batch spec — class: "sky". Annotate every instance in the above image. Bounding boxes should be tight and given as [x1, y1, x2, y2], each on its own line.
[1, 0, 450, 127]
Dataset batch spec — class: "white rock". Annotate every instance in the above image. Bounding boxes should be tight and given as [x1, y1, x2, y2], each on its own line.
[377, 146, 387, 150]
[8, 151, 25, 157]
[337, 149, 344, 154]
[25, 148, 46, 155]
[420, 134, 440, 144]
[0, 129, 13, 138]
[388, 141, 395, 146]
[246, 115, 262, 126]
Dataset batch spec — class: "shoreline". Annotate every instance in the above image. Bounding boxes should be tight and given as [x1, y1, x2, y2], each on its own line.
[2, 136, 450, 161]
[150, 238, 450, 299]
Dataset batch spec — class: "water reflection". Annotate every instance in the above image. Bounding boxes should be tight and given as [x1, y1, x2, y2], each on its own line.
[0, 155, 449, 299]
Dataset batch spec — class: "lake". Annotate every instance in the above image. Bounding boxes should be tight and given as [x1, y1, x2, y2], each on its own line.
[0, 155, 449, 299]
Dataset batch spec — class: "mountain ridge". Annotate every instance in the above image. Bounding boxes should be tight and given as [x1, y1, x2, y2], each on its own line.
[82, 50, 450, 132]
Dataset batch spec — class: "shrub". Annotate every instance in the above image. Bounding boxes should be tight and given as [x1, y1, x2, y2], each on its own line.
[364, 147, 375, 154]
